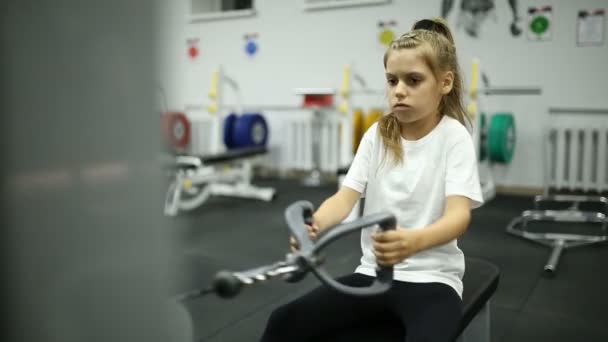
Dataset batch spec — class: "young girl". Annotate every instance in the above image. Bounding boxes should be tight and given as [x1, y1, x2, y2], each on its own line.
[260, 17, 482, 342]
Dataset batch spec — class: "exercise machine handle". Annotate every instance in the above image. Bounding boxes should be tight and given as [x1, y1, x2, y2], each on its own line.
[184, 201, 397, 300]
[310, 212, 396, 296]
[285, 201, 396, 297]
[284, 200, 315, 251]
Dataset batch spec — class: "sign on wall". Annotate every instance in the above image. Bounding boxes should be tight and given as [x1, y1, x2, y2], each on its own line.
[187, 38, 200, 60]
[527, 6, 553, 41]
[378, 20, 397, 47]
[577, 9, 605, 46]
[244, 33, 259, 57]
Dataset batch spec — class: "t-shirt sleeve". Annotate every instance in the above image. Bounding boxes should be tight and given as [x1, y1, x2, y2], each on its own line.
[342, 126, 375, 194]
[445, 135, 484, 209]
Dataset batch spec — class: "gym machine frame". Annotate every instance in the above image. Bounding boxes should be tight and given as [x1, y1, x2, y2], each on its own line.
[468, 57, 541, 201]
[177, 200, 397, 300]
[163, 67, 275, 216]
[506, 108, 608, 275]
[506, 195, 607, 274]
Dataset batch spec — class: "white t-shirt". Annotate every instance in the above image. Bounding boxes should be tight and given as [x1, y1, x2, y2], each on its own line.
[342, 115, 483, 297]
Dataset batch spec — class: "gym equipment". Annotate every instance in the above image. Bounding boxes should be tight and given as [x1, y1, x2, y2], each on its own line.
[487, 113, 516, 163]
[162, 112, 191, 152]
[163, 147, 275, 216]
[506, 112, 608, 275]
[476, 111, 516, 163]
[162, 68, 276, 216]
[364, 108, 383, 132]
[176, 200, 397, 300]
[486, 113, 515, 164]
[292, 88, 339, 187]
[173, 200, 500, 341]
[468, 57, 540, 201]
[506, 195, 607, 275]
[324, 257, 499, 342]
[222, 113, 238, 149]
[352, 108, 364, 153]
[478, 113, 487, 161]
[339, 64, 386, 167]
[224, 113, 269, 149]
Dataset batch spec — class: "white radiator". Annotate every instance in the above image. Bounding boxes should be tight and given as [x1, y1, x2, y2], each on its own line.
[282, 111, 351, 173]
[186, 112, 216, 156]
[547, 125, 608, 192]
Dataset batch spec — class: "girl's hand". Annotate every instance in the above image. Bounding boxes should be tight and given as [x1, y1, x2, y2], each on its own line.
[289, 224, 319, 252]
[372, 227, 421, 266]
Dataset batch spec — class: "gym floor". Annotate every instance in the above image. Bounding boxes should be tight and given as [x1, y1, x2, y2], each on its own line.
[169, 178, 608, 342]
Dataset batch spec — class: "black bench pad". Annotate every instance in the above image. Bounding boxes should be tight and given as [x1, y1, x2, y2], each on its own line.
[160, 146, 268, 170]
[196, 146, 268, 165]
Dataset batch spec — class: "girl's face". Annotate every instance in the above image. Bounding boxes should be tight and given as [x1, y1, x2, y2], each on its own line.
[385, 48, 453, 125]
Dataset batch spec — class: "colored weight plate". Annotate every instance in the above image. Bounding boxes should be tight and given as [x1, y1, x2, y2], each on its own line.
[488, 113, 516, 164]
[352, 108, 364, 153]
[162, 112, 190, 151]
[232, 113, 269, 148]
[479, 112, 487, 161]
[364, 108, 383, 132]
[223, 113, 238, 149]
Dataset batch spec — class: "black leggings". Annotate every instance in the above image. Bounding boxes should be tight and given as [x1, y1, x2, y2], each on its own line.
[260, 273, 462, 342]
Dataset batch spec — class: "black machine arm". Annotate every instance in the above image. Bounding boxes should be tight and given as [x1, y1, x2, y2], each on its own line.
[183, 201, 397, 300]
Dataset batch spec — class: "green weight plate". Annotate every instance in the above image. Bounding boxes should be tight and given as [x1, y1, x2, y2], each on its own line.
[479, 113, 487, 161]
[488, 113, 516, 164]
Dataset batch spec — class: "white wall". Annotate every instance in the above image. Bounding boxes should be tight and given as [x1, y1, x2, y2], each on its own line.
[158, 0, 608, 189]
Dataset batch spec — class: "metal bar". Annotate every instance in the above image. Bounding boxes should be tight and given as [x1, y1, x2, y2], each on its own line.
[556, 128, 566, 190]
[521, 209, 606, 223]
[534, 195, 608, 214]
[599, 130, 608, 191]
[482, 87, 542, 95]
[569, 129, 579, 190]
[549, 107, 608, 115]
[583, 129, 594, 191]
[184, 104, 336, 112]
[544, 239, 565, 273]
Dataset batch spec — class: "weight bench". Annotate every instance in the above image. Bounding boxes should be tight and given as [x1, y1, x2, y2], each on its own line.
[163, 146, 276, 216]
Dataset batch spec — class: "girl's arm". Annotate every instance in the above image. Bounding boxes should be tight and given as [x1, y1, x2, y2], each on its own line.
[313, 186, 361, 232]
[373, 195, 471, 265]
[413, 195, 471, 251]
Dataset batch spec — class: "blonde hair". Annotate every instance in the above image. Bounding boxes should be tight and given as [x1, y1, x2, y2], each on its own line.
[378, 17, 469, 166]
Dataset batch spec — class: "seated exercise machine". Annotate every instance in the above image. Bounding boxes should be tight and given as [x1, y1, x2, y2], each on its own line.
[174, 201, 500, 341]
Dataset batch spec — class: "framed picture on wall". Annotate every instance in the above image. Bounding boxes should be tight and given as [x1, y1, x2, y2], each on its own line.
[190, 0, 256, 22]
[303, 0, 391, 11]
[577, 9, 605, 46]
